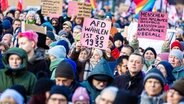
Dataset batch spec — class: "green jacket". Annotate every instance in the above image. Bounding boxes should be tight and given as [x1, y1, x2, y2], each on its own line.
[0, 47, 37, 95]
[81, 58, 114, 104]
[172, 66, 184, 80]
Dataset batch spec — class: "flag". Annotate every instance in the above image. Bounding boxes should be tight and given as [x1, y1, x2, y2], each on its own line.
[89, 0, 97, 9]
[17, 0, 23, 11]
[134, 0, 156, 18]
[1, 0, 9, 12]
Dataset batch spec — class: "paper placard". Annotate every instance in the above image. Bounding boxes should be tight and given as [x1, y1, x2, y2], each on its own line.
[68, 1, 91, 17]
[137, 11, 168, 40]
[21, 22, 46, 34]
[41, 0, 62, 17]
[81, 18, 111, 50]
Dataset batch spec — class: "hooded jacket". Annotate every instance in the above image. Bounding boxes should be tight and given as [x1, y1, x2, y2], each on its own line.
[81, 58, 114, 104]
[0, 48, 37, 95]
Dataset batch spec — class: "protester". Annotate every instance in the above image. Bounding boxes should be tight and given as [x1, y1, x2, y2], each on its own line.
[0, 47, 37, 95]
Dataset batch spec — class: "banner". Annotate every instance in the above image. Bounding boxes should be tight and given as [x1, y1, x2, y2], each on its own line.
[81, 18, 111, 50]
[41, 0, 62, 18]
[68, 1, 91, 17]
[137, 11, 168, 40]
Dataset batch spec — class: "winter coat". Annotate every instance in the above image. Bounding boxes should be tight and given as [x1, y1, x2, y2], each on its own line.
[172, 66, 184, 80]
[27, 49, 50, 79]
[81, 58, 114, 104]
[0, 48, 37, 95]
[113, 71, 145, 96]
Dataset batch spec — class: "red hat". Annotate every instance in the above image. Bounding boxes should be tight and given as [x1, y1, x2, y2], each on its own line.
[171, 40, 182, 51]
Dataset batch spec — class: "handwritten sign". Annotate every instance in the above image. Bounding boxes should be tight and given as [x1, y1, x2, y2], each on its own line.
[41, 0, 62, 17]
[81, 18, 111, 50]
[68, 1, 91, 17]
[137, 11, 168, 40]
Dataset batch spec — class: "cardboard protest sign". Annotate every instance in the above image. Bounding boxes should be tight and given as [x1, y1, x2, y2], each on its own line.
[21, 22, 46, 34]
[41, 0, 62, 18]
[137, 11, 168, 40]
[68, 1, 91, 17]
[81, 18, 111, 50]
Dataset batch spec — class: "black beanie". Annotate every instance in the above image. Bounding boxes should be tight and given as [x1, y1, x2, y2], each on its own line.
[33, 78, 55, 94]
[143, 47, 157, 59]
[10, 85, 27, 103]
[113, 32, 124, 43]
[144, 68, 165, 88]
[55, 59, 75, 79]
[172, 78, 184, 96]
[49, 85, 71, 101]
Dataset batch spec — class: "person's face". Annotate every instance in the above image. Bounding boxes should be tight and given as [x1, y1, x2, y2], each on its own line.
[55, 77, 73, 87]
[52, 20, 58, 26]
[0, 97, 17, 104]
[18, 37, 35, 53]
[167, 89, 183, 104]
[63, 25, 71, 32]
[156, 64, 167, 77]
[1, 34, 12, 45]
[28, 14, 35, 21]
[107, 40, 113, 48]
[117, 59, 128, 75]
[114, 40, 122, 48]
[145, 78, 162, 97]
[120, 47, 131, 56]
[19, 13, 26, 20]
[73, 29, 81, 37]
[13, 21, 21, 30]
[168, 55, 181, 68]
[14, 10, 20, 19]
[144, 50, 155, 61]
[74, 100, 89, 104]
[92, 51, 102, 61]
[47, 94, 67, 104]
[75, 17, 83, 25]
[78, 50, 88, 62]
[8, 54, 22, 69]
[172, 46, 181, 50]
[97, 91, 116, 104]
[92, 79, 108, 90]
[128, 54, 143, 76]
[46, 37, 53, 46]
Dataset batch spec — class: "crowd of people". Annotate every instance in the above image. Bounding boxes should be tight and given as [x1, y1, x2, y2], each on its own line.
[0, 0, 184, 104]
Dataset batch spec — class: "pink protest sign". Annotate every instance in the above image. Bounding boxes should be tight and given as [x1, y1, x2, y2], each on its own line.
[81, 18, 111, 50]
[137, 11, 168, 40]
[67, 1, 78, 16]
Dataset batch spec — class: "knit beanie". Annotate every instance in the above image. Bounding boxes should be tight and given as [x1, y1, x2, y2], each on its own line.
[33, 78, 55, 94]
[157, 52, 169, 61]
[171, 78, 184, 96]
[2, 19, 12, 29]
[143, 47, 157, 59]
[169, 49, 183, 63]
[48, 45, 66, 59]
[56, 39, 70, 54]
[49, 85, 71, 101]
[144, 68, 165, 88]
[58, 30, 69, 36]
[72, 87, 90, 103]
[47, 31, 56, 41]
[0, 89, 24, 104]
[170, 40, 182, 51]
[10, 85, 27, 103]
[157, 61, 175, 84]
[55, 59, 75, 79]
[113, 32, 124, 43]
